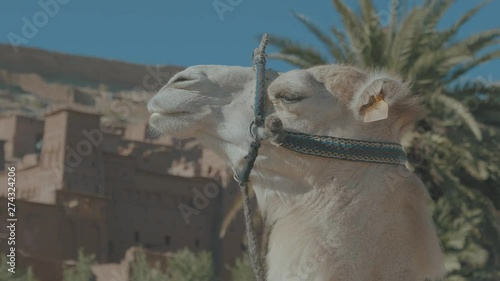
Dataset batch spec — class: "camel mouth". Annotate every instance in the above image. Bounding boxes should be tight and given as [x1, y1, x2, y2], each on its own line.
[154, 110, 191, 116]
[147, 91, 199, 117]
[149, 111, 193, 123]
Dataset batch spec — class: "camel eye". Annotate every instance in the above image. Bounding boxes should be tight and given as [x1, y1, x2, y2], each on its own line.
[281, 95, 305, 104]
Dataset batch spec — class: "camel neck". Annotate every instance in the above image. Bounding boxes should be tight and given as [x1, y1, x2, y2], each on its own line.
[251, 160, 402, 223]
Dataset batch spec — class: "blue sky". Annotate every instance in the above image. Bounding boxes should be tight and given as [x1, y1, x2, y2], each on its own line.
[1, 0, 499, 80]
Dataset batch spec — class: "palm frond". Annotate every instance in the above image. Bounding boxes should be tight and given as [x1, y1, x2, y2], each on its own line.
[385, 0, 401, 56]
[407, 44, 471, 82]
[422, 0, 455, 33]
[429, 93, 483, 140]
[387, 6, 427, 73]
[267, 35, 329, 66]
[267, 53, 318, 68]
[331, 0, 369, 65]
[291, 11, 345, 62]
[330, 27, 353, 62]
[449, 29, 500, 54]
[449, 80, 500, 97]
[438, 1, 491, 46]
[266, 34, 303, 50]
[359, 0, 379, 29]
[220, 194, 243, 238]
[445, 49, 500, 83]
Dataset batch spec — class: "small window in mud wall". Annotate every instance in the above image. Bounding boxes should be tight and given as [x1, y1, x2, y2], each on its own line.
[35, 133, 43, 153]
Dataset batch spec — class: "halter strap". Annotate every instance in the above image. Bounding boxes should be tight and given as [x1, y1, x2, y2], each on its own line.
[279, 131, 407, 165]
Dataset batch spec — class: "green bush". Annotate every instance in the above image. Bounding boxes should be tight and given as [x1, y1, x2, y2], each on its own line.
[130, 249, 168, 281]
[166, 249, 213, 281]
[63, 250, 95, 281]
[228, 255, 254, 281]
[130, 248, 215, 281]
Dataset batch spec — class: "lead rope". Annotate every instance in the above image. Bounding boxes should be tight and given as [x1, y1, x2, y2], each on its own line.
[234, 34, 269, 281]
[234, 32, 408, 281]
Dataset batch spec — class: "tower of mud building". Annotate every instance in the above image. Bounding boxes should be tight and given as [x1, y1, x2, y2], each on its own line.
[40, 108, 105, 195]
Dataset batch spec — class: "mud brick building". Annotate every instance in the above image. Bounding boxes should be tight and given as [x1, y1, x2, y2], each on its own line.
[0, 106, 245, 281]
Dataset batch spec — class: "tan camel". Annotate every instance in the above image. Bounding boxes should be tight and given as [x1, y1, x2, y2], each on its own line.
[148, 64, 445, 281]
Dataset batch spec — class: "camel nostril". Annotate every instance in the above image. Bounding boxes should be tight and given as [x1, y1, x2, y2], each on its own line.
[172, 76, 191, 83]
[168, 74, 203, 88]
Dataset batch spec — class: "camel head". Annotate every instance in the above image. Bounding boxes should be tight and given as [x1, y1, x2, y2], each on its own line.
[148, 64, 444, 281]
[148, 64, 423, 192]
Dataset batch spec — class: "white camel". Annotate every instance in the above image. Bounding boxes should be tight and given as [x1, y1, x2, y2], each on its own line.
[148, 64, 445, 281]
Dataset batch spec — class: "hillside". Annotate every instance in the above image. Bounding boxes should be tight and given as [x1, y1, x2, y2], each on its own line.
[0, 44, 184, 121]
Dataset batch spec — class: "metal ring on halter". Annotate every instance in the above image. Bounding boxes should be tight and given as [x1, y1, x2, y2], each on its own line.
[250, 121, 271, 142]
[249, 121, 260, 141]
[249, 121, 256, 138]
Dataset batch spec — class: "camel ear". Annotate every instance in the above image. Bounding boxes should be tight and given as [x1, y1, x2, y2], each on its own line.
[351, 77, 405, 123]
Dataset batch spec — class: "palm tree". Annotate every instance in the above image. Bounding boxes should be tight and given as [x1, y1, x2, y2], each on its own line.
[223, 0, 500, 280]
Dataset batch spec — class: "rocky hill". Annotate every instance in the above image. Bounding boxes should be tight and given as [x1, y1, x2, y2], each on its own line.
[0, 44, 183, 122]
